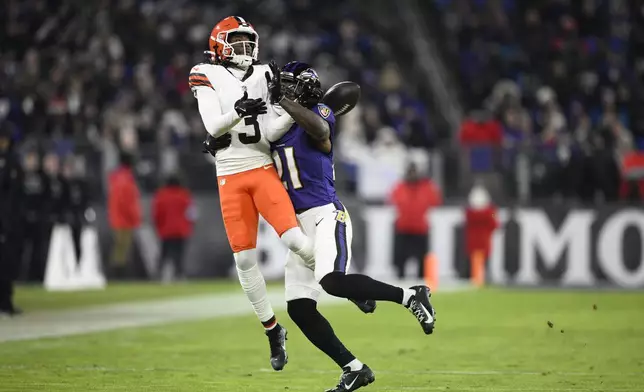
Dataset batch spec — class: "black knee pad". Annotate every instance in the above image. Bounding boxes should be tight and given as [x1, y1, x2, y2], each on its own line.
[319, 271, 345, 297]
[287, 298, 318, 327]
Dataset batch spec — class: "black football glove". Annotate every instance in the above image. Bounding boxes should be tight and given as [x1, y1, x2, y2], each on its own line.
[203, 133, 232, 156]
[264, 60, 283, 104]
[234, 91, 267, 117]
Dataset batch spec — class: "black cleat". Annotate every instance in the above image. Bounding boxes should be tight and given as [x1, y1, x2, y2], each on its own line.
[325, 364, 375, 392]
[266, 324, 288, 371]
[349, 298, 376, 314]
[405, 285, 436, 334]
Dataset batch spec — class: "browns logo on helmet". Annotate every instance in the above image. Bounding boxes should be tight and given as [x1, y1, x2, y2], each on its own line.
[206, 16, 258, 69]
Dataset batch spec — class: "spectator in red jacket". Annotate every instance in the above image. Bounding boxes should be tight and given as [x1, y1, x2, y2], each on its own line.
[152, 174, 194, 281]
[464, 184, 498, 261]
[619, 152, 644, 201]
[459, 111, 503, 146]
[389, 162, 443, 278]
[107, 152, 141, 278]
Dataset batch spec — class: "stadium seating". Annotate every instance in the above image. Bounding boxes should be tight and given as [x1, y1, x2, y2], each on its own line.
[0, 0, 432, 194]
[428, 0, 643, 201]
[2, 0, 642, 202]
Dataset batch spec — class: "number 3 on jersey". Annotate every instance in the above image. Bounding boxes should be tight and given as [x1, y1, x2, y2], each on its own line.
[239, 117, 261, 144]
[272, 147, 303, 190]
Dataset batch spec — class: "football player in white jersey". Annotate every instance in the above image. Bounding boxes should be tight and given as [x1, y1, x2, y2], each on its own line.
[189, 16, 316, 371]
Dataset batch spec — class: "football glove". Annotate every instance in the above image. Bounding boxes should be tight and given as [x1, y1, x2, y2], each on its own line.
[203, 133, 232, 156]
[234, 91, 267, 118]
[265, 60, 283, 104]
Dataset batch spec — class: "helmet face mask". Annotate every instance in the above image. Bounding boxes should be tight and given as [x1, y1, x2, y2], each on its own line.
[220, 31, 257, 68]
[280, 62, 323, 108]
[280, 73, 302, 101]
[228, 32, 257, 59]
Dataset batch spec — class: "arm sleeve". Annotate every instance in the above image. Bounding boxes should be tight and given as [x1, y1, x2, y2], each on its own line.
[265, 112, 295, 142]
[195, 87, 242, 137]
[314, 104, 336, 133]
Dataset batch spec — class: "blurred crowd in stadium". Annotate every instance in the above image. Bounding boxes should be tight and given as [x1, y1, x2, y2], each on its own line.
[1, 0, 643, 209]
[434, 0, 644, 201]
[1, 0, 643, 310]
[0, 0, 432, 195]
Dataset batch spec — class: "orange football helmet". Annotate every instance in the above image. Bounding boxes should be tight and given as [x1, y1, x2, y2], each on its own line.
[206, 16, 258, 69]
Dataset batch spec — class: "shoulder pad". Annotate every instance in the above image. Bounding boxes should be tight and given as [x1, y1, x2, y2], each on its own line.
[317, 104, 332, 119]
[190, 63, 214, 74]
[189, 64, 215, 90]
[255, 63, 272, 73]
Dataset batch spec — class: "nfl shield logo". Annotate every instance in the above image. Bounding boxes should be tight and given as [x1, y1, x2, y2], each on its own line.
[319, 105, 331, 119]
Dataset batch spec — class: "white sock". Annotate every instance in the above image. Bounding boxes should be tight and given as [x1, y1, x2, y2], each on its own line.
[234, 251, 275, 324]
[344, 359, 364, 372]
[280, 227, 315, 267]
[402, 288, 415, 306]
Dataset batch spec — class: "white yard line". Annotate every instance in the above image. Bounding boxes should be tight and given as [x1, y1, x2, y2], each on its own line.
[0, 290, 335, 343]
[0, 281, 470, 343]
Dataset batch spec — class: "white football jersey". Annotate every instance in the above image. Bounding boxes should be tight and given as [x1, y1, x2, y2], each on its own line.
[190, 63, 279, 176]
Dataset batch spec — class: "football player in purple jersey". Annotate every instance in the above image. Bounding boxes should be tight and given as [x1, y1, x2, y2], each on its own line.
[203, 61, 437, 392]
[267, 61, 436, 392]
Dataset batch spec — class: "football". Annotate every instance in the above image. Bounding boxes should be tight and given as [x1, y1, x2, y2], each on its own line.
[321, 81, 361, 117]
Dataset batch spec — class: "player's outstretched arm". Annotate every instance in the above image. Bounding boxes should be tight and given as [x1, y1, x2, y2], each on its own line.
[195, 87, 243, 138]
[279, 97, 332, 153]
[265, 114, 295, 142]
[263, 61, 296, 142]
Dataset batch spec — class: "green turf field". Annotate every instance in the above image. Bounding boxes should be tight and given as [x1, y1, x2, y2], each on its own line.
[1, 284, 643, 391]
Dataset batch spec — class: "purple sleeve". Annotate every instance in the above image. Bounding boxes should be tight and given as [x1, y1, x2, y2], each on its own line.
[313, 104, 336, 134]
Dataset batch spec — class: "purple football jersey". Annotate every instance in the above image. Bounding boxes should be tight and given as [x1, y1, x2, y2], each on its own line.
[271, 103, 337, 211]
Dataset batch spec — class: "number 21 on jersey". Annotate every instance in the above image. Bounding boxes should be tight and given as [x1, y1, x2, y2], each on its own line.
[272, 148, 336, 190]
[272, 147, 302, 189]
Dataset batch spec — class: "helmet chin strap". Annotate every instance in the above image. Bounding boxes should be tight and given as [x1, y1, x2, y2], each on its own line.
[230, 54, 253, 70]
